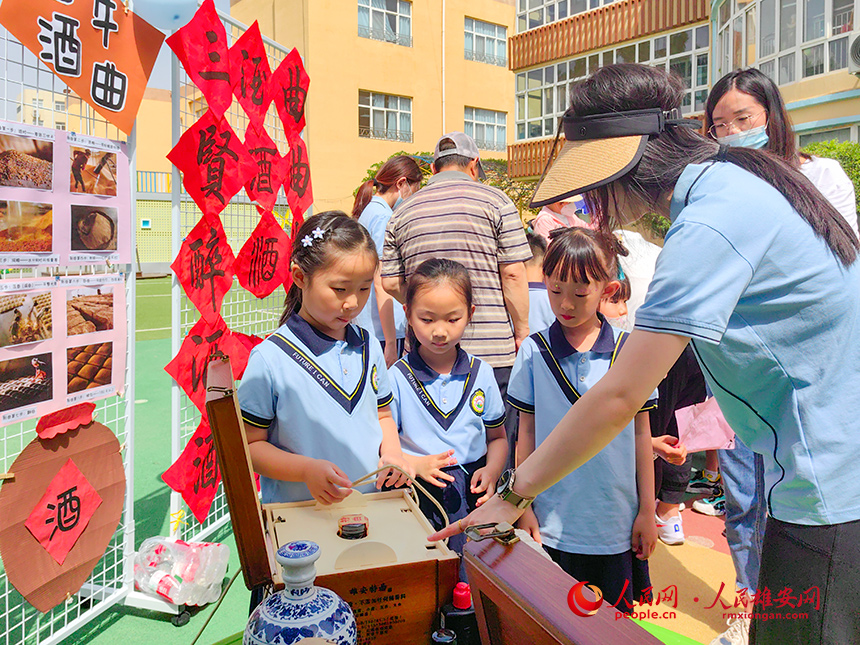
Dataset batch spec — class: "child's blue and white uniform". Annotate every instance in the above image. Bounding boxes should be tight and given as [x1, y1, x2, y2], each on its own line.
[507, 318, 657, 554]
[390, 347, 505, 556]
[528, 281, 556, 333]
[238, 313, 392, 504]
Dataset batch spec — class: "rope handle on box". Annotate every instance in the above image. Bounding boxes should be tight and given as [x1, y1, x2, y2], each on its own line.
[350, 465, 450, 546]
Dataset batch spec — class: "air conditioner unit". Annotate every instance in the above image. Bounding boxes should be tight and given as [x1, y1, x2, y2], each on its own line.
[849, 32, 860, 75]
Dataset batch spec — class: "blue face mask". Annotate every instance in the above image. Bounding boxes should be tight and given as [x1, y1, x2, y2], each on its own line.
[716, 125, 769, 149]
[393, 195, 403, 209]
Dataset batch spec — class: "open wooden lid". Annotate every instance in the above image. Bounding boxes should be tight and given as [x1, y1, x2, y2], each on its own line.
[205, 356, 278, 590]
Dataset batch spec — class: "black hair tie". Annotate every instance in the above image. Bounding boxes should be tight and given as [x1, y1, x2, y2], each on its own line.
[715, 144, 729, 162]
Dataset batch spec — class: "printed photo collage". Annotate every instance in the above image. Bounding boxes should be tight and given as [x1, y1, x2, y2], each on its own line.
[0, 275, 126, 424]
[0, 120, 131, 266]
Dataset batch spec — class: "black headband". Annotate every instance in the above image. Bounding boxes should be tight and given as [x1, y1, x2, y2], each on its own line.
[562, 107, 701, 141]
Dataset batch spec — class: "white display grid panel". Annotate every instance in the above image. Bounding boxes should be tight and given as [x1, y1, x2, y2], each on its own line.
[170, 10, 294, 543]
[0, 23, 136, 645]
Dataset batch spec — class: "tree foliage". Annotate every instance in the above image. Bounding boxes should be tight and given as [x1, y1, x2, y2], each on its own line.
[802, 139, 860, 211]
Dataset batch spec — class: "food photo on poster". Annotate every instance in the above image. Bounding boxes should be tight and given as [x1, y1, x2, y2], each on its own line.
[0, 133, 53, 190]
[71, 205, 118, 252]
[69, 147, 117, 197]
[0, 352, 53, 414]
[67, 341, 112, 395]
[66, 285, 113, 336]
[0, 291, 53, 348]
[0, 201, 53, 253]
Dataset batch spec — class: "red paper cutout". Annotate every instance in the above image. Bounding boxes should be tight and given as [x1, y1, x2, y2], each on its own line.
[25, 459, 103, 565]
[164, 316, 251, 411]
[235, 210, 292, 299]
[162, 419, 221, 524]
[229, 21, 272, 130]
[167, 110, 257, 217]
[284, 134, 314, 220]
[35, 403, 96, 439]
[244, 125, 288, 212]
[271, 48, 309, 137]
[165, 0, 232, 119]
[227, 331, 259, 380]
[171, 214, 235, 323]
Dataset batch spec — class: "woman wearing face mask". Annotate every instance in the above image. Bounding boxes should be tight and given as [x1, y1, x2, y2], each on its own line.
[431, 63, 860, 645]
[352, 155, 422, 366]
[705, 68, 858, 237]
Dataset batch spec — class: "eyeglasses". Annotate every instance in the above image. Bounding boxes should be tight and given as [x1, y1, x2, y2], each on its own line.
[707, 112, 766, 138]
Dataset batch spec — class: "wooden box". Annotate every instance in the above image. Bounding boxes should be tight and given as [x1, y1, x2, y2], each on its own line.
[205, 358, 459, 645]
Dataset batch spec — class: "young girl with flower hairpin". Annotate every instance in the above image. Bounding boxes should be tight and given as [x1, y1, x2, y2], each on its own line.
[238, 211, 414, 508]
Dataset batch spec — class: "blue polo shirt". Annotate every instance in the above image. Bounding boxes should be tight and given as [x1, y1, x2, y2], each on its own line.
[635, 160, 860, 526]
[390, 347, 505, 466]
[237, 314, 393, 504]
[528, 281, 556, 334]
[508, 319, 657, 554]
[355, 196, 406, 342]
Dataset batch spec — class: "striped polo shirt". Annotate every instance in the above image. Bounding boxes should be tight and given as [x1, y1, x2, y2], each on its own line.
[381, 170, 531, 368]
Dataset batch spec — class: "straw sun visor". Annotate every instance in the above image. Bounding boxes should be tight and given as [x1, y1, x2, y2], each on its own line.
[531, 134, 648, 208]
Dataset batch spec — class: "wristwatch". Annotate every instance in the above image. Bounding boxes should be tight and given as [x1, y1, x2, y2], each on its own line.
[496, 469, 535, 510]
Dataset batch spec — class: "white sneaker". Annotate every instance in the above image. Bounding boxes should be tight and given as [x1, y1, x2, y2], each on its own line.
[709, 614, 750, 645]
[655, 513, 684, 545]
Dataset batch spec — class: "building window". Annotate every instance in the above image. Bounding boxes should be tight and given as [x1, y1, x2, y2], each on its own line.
[517, 0, 623, 33]
[358, 0, 412, 47]
[55, 100, 65, 111]
[358, 90, 413, 142]
[465, 18, 507, 67]
[515, 24, 709, 140]
[716, 0, 854, 85]
[798, 126, 852, 146]
[465, 107, 506, 151]
[55, 121, 66, 130]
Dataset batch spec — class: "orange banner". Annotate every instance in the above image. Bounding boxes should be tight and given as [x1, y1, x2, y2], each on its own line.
[0, 0, 165, 135]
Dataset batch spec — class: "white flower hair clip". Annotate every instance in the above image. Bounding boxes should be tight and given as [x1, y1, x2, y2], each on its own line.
[301, 235, 313, 247]
[312, 227, 325, 239]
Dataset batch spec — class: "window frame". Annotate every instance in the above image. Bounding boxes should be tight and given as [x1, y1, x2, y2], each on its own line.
[358, 90, 414, 143]
[516, 0, 621, 33]
[464, 106, 507, 151]
[465, 17, 508, 67]
[358, 0, 413, 48]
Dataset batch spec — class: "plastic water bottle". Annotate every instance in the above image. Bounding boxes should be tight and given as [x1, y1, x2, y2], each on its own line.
[134, 537, 229, 606]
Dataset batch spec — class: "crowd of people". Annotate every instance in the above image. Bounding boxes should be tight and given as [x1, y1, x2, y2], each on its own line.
[236, 64, 860, 645]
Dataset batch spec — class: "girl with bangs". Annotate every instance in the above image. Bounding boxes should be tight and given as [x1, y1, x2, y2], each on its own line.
[507, 226, 658, 613]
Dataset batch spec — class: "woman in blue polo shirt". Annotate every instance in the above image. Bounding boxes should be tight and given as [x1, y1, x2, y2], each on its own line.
[431, 64, 860, 644]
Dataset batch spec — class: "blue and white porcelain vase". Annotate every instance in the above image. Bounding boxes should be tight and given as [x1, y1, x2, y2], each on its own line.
[244, 541, 357, 645]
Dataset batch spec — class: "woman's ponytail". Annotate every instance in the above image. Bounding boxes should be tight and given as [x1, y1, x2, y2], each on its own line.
[351, 179, 375, 219]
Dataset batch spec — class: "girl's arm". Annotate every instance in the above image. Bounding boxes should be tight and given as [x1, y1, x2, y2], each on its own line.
[512, 412, 541, 543]
[374, 271, 399, 367]
[377, 404, 415, 488]
[429, 330, 690, 540]
[631, 411, 657, 560]
[245, 423, 353, 505]
[470, 426, 508, 505]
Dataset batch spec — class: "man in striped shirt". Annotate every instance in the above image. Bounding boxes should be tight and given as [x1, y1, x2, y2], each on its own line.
[382, 132, 531, 457]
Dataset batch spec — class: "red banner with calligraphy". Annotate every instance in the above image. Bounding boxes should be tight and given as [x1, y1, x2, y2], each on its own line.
[161, 418, 221, 524]
[235, 209, 292, 298]
[271, 48, 309, 138]
[0, 0, 164, 135]
[229, 21, 272, 131]
[244, 125, 288, 212]
[284, 134, 313, 220]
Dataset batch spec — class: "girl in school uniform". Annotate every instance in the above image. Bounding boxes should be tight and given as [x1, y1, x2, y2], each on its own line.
[238, 211, 413, 507]
[389, 258, 509, 558]
[508, 227, 658, 613]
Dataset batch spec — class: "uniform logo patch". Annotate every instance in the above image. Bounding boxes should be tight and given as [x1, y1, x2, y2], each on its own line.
[371, 365, 379, 394]
[470, 389, 485, 416]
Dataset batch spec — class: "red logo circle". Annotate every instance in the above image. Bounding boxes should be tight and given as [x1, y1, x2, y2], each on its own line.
[567, 581, 604, 617]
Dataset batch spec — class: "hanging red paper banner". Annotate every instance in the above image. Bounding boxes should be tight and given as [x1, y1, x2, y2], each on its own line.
[228, 331, 261, 379]
[162, 418, 221, 524]
[24, 459, 103, 565]
[165, 0, 232, 119]
[164, 316, 252, 412]
[167, 110, 257, 218]
[244, 125, 288, 212]
[229, 21, 272, 130]
[284, 134, 313, 221]
[171, 214, 235, 324]
[271, 48, 309, 138]
[235, 209, 292, 299]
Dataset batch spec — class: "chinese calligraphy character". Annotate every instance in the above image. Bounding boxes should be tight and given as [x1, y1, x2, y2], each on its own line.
[248, 146, 277, 194]
[798, 586, 820, 611]
[247, 236, 279, 289]
[189, 226, 227, 316]
[91, 0, 118, 48]
[289, 143, 310, 197]
[192, 433, 219, 494]
[198, 126, 239, 204]
[240, 50, 267, 106]
[774, 586, 798, 609]
[281, 64, 307, 124]
[754, 586, 773, 608]
[608, 579, 634, 610]
[704, 582, 732, 610]
[37, 13, 81, 77]
[45, 486, 81, 540]
[91, 61, 128, 112]
[656, 585, 678, 609]
[199, 31, 230, 82]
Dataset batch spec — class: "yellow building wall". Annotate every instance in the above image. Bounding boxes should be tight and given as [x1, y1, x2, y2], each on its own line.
[231, 0, 515, 213]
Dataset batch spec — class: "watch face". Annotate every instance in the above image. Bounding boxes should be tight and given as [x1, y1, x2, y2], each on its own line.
[497, 469, 512, 492]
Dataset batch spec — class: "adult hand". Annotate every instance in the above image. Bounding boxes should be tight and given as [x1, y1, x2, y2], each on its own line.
[406, 450, 457, 487]
[428, 494, 525, 542]
[304, 459, 353, 505]
[652, 435, 687, 465]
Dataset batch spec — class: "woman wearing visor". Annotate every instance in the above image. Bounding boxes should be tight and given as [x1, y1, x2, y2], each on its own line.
[429, 63, 860, 644]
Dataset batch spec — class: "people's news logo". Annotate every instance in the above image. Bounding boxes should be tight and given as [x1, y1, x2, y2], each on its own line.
[567, 581, 820, 621]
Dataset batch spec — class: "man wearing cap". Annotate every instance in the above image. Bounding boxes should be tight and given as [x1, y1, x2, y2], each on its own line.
[381, 132, 531, 452]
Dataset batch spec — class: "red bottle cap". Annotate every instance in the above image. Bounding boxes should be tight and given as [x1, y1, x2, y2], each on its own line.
[453, 582, 471, 610]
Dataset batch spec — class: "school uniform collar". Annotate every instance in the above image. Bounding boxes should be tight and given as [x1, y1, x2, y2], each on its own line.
[547, 314, 616, 358]
[528, 281, 547, 290]
[407, 345, 471, 381]
[285, 313, 364, 356]
[670, 161, 718, 222]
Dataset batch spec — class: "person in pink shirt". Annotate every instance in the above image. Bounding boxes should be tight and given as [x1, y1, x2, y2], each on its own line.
[530, 198, 593, 243]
